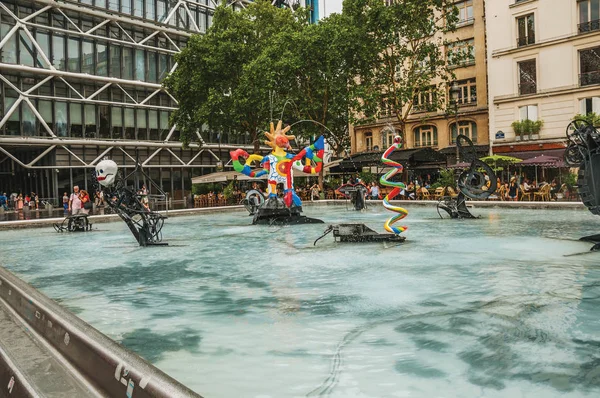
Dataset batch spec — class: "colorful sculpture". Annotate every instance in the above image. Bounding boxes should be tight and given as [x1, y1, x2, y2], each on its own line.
[230, 120, 325, 208]
[380, 135, 409, 235]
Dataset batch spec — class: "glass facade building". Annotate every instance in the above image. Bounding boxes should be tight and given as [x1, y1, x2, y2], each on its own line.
[0, 0, 251, 202]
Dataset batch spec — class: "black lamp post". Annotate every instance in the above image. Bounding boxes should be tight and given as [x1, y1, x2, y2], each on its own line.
[450, 81, 460, 164]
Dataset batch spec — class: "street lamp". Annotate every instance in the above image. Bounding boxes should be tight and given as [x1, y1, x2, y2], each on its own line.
[450, 81, 460, 164]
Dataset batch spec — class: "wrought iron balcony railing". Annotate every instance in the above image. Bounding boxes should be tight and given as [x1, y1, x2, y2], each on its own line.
[578, 20, 600, 34]
[580, 71, 600, 86]
[518, 82, 537, 95]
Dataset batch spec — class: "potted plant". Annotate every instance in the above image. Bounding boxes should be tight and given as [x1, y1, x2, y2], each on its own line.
[511, 120, 523, 141]
[522, 119, 534, 140]
[531, 120, 544, 140]
[573, 112, 600, 127]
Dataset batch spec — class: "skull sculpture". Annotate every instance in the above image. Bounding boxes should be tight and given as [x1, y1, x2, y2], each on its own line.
[95, 159, 118, 187]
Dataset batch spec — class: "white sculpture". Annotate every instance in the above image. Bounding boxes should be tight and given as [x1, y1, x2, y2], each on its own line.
[95, 159, 118, 187]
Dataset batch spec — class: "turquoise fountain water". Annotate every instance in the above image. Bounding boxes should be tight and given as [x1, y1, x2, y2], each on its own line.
[1, 205, 599, 397]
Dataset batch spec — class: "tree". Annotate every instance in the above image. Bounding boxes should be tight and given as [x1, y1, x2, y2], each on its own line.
[342, 0, 464, 135]
[163, 0, 306, 149]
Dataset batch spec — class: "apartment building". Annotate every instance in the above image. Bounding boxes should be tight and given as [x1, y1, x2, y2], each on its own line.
[487, 0, 600, 158]
[350, 0, 489, 166]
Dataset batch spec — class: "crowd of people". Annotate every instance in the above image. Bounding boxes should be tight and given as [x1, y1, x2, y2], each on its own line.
[0, 191, 42, 211]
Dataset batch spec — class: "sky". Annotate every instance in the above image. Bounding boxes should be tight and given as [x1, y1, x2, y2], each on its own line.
[322, 0, 343, 17]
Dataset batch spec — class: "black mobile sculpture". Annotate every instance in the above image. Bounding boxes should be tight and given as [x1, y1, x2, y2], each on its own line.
[94, 159, 167, 246]
[437, 134, 497, 219]
[54, 214, 93, 233]
[337, 183, 369, 211]
[564, 119, 600, 251]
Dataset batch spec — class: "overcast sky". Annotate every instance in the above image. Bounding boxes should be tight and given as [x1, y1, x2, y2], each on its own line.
[322, 0, 343, 17]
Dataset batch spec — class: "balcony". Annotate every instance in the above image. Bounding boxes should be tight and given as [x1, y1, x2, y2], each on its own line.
[578, 20, 600, 34]
[457, 97, 477, 107]
[519, 82, 537, 95]
[580, 71, 600, 86]
[517, 35, 535, 47]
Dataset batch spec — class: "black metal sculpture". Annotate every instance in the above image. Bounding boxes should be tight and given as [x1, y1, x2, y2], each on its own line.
[437, 134, 497, 219]
[337, 183, 369, 211]
[564, 119, 600, 251]
[54, 214, 92, 232]
[95, 159, 167, 246]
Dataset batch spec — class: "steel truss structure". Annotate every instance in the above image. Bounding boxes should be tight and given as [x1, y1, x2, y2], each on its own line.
[0, 0, 261, 200]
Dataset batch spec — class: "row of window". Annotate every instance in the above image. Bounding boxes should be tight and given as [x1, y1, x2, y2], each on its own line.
[516, 96, 600, 126]
[1, 0, 214, 33]
[0, 98, 253, 145]
[2, 99, 174, 140]
[363, 121, 478, 151]
[0, 23, 178, 83]
[513, 2, 598, 49]
[0, 76, 177, 108]
[517, 46, 600, 95]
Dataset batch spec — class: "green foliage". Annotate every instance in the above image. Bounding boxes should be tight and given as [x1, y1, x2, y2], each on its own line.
[223, 181, 235, 201]
[573, 112, 600, 127]
[562, 172, 577, 188]
[164, 0, 361, 154]
[436, 168, 456, 188]
[343, 0, 462, 130]
[164, 1, 307, 149]
[359, 170, 376, 184]
[512, 119, 543, 139]
[191, 183, 222, 195]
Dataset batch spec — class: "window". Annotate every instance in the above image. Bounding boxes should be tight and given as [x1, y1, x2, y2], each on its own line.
[82, 40, 94, 74]
[518, 59, 537, 94]
[364, 132, 373, 151]
[159, 53, 169, 81]
[111, 107, 123, 139]
[67, 38, 80, 73]
[580, 46, 600, 86]
[110, 46, 121, 78]
[382, 129, 395, 149]
[149, 110, 159, 140]
[157, 0, 168, 23]
[54, 102, 68, 137]
[121, 0, 132, 15]
[580, 97, 600, 114]
[413, 86, 438, 112]
[414, 125, 438, 147]
[519, 105, 538, 121]
[579, 0, 600, 33]
[19, 31, 35, 67]
[159, 110, 169, 140]
[455, 0, 473, 26]
[69, 103, 82, 137]
[135, 49, 145, 81]
[52, 34, 66, 70]
[447, 39, 475, 67]
[516, 14, 535, 47]
[97, 42, 108, 76]
[123, 47, 134, 80]
[453, 79, 477, 106]
[84, 104, 96, 138]
[450, 121, 477, 144]
[124, 108, 135, 139]
[22, 103, 36, 136]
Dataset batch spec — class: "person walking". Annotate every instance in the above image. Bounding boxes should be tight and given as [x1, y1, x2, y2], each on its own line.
[68, 185, 82, 214]
[62, 192, 69, 212]
[0, 192, 7, 211]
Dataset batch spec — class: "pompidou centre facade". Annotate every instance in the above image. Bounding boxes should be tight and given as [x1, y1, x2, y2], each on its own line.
[0, 0, 258, 202]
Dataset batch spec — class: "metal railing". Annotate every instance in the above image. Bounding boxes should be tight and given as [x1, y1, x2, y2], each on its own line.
[517, 35, 535, 47]
[578, 19, 600, 34]
[580, 71, 600, 86]
[519, 82, 537, 95]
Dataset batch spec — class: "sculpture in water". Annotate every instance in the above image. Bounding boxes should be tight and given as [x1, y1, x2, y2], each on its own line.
[564, 119, 600, 251]
[95, 159, 167, 246]
[230, 120, 325, 225]
[380, 134, 409, 234]
[437, 134, 497, 219]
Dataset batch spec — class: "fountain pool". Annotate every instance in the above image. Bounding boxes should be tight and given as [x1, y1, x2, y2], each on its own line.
[1, 205, 599, 398]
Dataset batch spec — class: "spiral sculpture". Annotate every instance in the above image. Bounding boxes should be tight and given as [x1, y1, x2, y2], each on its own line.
[380, 135, 409, 235]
